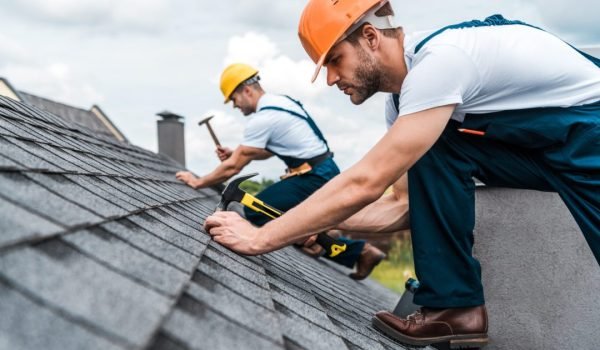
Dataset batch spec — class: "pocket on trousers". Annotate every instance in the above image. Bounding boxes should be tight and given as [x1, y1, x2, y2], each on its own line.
[484, 123, 559, 149]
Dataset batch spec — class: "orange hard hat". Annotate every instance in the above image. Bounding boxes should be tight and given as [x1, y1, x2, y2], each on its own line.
[298, 0, 390, 82]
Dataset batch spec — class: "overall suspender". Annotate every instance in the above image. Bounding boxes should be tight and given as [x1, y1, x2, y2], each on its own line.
[259, 95, 332, 169]
[391, 14, 600, 114]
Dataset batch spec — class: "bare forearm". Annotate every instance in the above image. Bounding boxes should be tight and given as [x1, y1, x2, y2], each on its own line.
[257, 167, 386, 251]
[194, 162, 240, 188]
[253, 106, 453, 253]
[337, 193, 409, 233]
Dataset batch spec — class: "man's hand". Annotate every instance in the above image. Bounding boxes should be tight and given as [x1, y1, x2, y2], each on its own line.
[175, 171, 199, 188]
[204, 211, 265, 255]
[216, 146, 233, 161]
[298, 234, 323, 257]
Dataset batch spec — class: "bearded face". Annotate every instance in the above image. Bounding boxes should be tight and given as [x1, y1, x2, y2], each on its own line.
[349, 44, 384, 104]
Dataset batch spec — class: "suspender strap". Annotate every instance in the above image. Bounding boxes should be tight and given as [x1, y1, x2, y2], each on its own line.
[392, 93, 400, 114]
[259, 95, 330, 151]
[390, 15, 600, 117]
[259, 95, 333, 168]
[414, 14, 541, 54]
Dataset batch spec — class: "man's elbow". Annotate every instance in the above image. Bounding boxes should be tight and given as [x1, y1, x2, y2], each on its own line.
[347, 173, 387, 207]
[223, 164, 243, 178]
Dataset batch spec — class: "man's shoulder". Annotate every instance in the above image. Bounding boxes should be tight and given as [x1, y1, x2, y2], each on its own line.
[257, 94, 305, 117]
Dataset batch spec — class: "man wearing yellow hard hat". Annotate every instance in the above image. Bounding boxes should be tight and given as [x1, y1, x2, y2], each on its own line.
[176, 63, 385, 280]
[204, 0, 600, 347]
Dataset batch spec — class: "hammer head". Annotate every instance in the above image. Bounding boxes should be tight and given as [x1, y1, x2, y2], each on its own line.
[198, 115, 214, 126]
[216, 173, 258, 211]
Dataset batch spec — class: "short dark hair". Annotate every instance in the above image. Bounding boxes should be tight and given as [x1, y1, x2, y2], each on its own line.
[233, 75, 263, 95]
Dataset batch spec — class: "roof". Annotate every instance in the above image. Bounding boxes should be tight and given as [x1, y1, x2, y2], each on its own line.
[0, 95, 410, 350]
[0, 78, 127, 143]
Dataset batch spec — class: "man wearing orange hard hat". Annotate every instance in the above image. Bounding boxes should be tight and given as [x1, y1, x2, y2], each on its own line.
[204, 0, 600, 347]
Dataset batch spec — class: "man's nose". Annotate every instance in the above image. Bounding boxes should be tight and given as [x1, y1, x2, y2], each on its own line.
[326, 68, 340, 86]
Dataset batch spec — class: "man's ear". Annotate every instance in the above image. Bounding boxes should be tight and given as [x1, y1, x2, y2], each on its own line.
[362, 24, 380, 51]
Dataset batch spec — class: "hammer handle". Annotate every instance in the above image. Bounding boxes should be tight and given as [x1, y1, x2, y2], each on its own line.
[205, 123, 221, 146]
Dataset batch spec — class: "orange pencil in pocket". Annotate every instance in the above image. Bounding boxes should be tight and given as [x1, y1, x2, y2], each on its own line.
[458, 128, 486, 136]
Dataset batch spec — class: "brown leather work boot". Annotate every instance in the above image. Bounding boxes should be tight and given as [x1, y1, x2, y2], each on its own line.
[372, 305, 489, 348]
[349, 243, 385, 280]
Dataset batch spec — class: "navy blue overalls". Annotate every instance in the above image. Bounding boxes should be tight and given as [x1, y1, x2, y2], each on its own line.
[244, 95, 366, 267]
[395, 15, 600, 308]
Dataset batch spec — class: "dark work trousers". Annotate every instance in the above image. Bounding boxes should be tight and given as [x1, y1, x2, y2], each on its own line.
[408, 101, 600, 308]
[244, 158, 366, 268]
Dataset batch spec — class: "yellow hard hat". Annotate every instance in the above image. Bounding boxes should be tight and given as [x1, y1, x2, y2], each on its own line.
[220, 63, 259, 103]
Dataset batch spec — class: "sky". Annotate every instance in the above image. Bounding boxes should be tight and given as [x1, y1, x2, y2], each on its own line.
[1, 0, 599, 180]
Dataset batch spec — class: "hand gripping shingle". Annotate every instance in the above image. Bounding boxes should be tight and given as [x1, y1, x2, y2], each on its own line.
[216, 173, 347, 257]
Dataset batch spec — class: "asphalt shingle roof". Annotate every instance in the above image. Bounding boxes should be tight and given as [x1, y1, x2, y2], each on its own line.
[18, 91, 127, 142]
[0, 95, 412, 350]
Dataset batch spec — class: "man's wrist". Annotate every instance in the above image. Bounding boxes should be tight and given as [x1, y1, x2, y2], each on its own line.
[192, 177, 204, 189]
[252, 227, 277, 255]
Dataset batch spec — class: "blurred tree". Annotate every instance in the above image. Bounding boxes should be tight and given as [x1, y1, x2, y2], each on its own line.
[239, 177, 275, 195]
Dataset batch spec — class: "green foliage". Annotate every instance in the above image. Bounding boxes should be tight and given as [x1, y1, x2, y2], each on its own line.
[370, 237, 416, 293]
[239, 177, 275, 195]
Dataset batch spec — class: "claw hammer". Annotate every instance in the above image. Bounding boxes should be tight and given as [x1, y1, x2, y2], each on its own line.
[216, 173, 347, 257]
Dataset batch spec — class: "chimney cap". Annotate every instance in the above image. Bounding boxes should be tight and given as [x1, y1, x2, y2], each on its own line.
[157, 110, 185, 120]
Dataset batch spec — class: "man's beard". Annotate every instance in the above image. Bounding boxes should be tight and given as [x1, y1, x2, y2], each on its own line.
[350, 46, 383, 105]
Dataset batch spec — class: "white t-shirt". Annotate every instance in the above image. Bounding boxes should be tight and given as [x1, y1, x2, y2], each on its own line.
[386, 24, 600, 127]
[242, 93, 328, 158]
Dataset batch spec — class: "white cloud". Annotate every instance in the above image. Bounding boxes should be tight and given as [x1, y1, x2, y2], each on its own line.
[9, 0, 171, 32]
[1, 62, 104, 107]
[0, 34, 31, 66]
[1, 0, 598, 181]
[223, 32, 280, 68]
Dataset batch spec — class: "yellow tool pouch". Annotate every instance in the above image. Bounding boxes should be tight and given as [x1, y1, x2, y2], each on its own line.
[280, 162, 312, 180]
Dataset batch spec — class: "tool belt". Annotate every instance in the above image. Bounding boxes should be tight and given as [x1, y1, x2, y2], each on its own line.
[280, 151, 332, 180]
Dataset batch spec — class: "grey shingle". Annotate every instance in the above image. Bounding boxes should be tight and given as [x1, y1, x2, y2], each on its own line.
[127, 213, 206, 256]
[25, 172, 129, 218]
[98, 176, 158, 207]
[203, 246, 269, 288]
[0, 172, 102, 228]
[274, 301, 348, 350]
[269, 283, 338, 334]
[0, 280, 125, 350]
[0, 117, 23, 138]
[9, 138, 86, 173]
[197, 255, 273, 309]
[0, 153, 21, 169]
[161, 299, 283, 350]
[0, 243, 171, 347]
[101, 220, 199, 273]
[64, 174, 139, 212]
[63, 228, 190, 297]
[185, 278, 282, 343]
[0, 195, 63, 248]
[37, 144, 99, 173]
[0, 135, 61, 171]
[145, 207, 204, 238]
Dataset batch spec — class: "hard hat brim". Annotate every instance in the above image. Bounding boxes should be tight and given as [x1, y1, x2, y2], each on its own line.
[311, 54, 327, 83]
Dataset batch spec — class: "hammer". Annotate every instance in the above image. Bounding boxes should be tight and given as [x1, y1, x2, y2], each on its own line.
[216, 173, 347, 258]
[198, 115, 221, 147]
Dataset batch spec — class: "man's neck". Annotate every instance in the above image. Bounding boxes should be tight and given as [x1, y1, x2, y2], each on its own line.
[378, 31, 408, 93]
[249, 90, 266, 114]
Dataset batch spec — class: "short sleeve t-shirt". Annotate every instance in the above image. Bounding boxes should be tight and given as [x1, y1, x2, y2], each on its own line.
[386, 24, 600, 127]
[242, 94, 328, 159]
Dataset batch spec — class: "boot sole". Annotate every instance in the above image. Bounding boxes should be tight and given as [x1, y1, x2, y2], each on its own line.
[372, 315, 489, 348]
